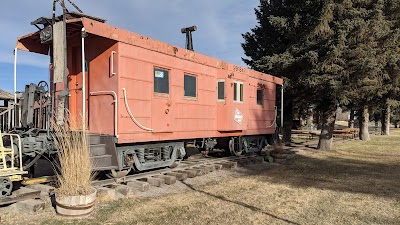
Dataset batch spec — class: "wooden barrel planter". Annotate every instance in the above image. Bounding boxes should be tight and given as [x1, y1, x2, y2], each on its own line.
[55, 188, 97, 218]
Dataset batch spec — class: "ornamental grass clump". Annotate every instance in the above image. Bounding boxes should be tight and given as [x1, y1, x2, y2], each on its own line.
[52, 116, 94, 196]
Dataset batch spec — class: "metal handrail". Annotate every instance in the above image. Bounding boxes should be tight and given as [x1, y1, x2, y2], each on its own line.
[122, 88, 153, 132]
[110, 51, 116, 76]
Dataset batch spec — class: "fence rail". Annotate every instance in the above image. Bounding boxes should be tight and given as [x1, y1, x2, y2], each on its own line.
[0, 105, 49, 132]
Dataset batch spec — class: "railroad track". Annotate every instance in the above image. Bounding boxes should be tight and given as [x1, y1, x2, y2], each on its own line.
[92, 154, 264, 187]
[0, 137, 360, 209]
[0, 154, 265, 208]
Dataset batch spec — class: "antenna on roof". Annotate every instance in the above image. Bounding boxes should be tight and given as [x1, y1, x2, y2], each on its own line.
[181, 26, 197, 51]
[65, 0, 83, 13]
[52, 0, 83, 25]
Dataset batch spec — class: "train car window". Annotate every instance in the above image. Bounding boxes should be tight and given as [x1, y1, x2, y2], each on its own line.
[217, 80, 225, 101]
[233, 81, 244, 102]
[154, 68, 169, 94]
[234, 83, 237, 101]
[184, 74, 197, 97]
[240, 83, 244, 102]
[257, 89, 263, 105]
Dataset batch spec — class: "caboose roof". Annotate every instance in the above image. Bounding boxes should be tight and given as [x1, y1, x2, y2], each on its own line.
[16, 17, 283, 85]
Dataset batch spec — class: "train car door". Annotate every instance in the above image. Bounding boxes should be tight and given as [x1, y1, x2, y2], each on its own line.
[151, 68, 173, 133]
[68, 46, 88, 127]
[217, 75, 247, 131]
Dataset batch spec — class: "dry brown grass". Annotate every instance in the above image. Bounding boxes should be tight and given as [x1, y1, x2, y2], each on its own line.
[4, 130, 400, 225]
[51, 116, 94, 196]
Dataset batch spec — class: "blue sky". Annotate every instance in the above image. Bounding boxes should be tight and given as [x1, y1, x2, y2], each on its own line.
[0, 0, 259, 93]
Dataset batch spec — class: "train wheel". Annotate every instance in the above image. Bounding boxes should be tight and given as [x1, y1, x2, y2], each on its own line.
[229, 138, 243, 156]
[0, 177, 12, 197]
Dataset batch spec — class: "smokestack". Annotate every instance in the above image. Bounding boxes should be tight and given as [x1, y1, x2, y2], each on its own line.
[181, 26, 197, 51]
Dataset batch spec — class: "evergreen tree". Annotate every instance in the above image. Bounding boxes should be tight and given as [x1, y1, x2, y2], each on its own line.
[242, 0, 325, 143]
[243, 0, 400, 149]
[341, 0, 400, 138]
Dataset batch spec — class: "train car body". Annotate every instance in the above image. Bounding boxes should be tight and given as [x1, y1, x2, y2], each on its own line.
[14, 14, 282, 173]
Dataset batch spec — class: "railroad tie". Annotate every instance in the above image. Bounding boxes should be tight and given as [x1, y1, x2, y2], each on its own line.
[192, 166, 209, 175]
[196, 165, 214, 173]
[216, 161, 237, 169]
[138, 177, 165, 187]
[152, 175, 177, 185]
[115, 185, 135, 197]
[189, 167, 207, 175]
[126, 180, 150, 192]
[177, 170, 198, 178]
[213, 164, 223, 170]
[165, 172, 188, 181]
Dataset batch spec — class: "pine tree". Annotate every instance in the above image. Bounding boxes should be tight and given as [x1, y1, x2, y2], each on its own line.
[242, 0, 325, 143]
[243, 0, 400, 149]
[340, 0, 400, 138]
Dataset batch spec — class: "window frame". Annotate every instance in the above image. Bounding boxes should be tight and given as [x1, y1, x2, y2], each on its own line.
[153, 67, 170, 95]
[233, 81, 244, 103]
[183, 73, 197, 99]
[217, 79, 226, 102]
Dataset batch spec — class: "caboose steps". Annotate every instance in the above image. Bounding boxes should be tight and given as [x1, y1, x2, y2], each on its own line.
[90, 144, 107, 156]
[88, 134, 101, 145]
[88, 134, 115, 170]
[88, 134, 113, 169]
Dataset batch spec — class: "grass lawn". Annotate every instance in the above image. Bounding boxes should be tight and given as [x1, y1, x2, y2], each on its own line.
[6, 130, 400, 225]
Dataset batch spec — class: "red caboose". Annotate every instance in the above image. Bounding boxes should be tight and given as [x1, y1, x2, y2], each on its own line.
[16, 13, 282, 172]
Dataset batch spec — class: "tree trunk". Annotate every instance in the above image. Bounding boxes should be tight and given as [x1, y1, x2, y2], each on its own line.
[381, 99, 390, 135]
[395, 121, 398, 128]
[315, 111, 321, 129]
[359, 105, 371, 141]
[305, 107, 314, 130]
[283, 103, 293, 144]
[317, 108, 336, 150]
[374, 113, 379, 132]
[348, 109, 355, 128]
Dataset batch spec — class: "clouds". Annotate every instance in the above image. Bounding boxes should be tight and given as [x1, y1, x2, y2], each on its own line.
[0, 1, 259, 91]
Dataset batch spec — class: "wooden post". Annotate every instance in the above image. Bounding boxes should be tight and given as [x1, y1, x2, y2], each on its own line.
[53, 21, 67, 125]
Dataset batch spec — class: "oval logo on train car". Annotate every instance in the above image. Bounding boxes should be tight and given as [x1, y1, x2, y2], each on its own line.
[234, 109, 243, 125]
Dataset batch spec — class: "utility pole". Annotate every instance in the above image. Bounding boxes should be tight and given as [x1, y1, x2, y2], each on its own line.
[52, 0, 68, 125]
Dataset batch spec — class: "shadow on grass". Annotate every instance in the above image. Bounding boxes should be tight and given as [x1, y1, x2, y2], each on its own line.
[181, 181, 300, 225]
[239, 154, 400, 200]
